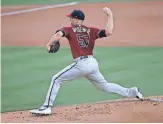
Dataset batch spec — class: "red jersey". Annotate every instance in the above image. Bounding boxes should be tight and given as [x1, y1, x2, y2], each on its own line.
[61, 25, 101, 59]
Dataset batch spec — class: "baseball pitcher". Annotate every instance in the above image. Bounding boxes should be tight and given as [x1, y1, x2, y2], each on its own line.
[30, 7, 143, 115]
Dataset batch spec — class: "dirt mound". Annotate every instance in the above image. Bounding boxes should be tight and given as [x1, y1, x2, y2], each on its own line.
[1, 97, 163, 123]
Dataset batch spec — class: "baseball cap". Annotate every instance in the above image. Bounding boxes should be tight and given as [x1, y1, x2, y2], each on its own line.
[66, 10, 85, 21]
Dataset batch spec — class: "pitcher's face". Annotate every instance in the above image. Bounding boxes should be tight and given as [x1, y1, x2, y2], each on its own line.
[69, 17, 77, 26]
[69, 17, 83, 26]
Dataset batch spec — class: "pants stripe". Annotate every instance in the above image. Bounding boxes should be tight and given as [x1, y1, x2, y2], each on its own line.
[47, 62, 78, 107]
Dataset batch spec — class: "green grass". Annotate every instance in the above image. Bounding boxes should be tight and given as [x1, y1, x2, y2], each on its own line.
[1, 47, 163, 112]
[1, 0, 156, 5]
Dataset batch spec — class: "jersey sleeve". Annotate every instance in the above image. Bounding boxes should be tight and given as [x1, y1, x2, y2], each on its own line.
[90, 27, 107, 39]
[56, 27, 70, 39]
[90, 27, 101, 39]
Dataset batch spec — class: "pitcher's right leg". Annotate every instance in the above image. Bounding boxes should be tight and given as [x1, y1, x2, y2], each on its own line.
[30, 62, 83, 115]
[85, 71, 143, 99]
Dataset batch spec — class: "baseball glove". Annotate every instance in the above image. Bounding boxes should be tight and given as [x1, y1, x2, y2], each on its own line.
[48, 41, 60, 53]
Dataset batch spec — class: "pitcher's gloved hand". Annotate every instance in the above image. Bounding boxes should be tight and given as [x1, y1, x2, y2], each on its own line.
[47, 41, 60, 53]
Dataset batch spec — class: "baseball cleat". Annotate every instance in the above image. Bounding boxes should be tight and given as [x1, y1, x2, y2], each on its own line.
[131, 87, 144, 101]
[136, 88, 144, 101]
[132, 87, 144, 101]
[30, 106, 52, 115]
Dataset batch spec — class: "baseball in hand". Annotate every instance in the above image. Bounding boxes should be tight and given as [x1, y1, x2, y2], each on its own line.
[103, 7, 113, 17]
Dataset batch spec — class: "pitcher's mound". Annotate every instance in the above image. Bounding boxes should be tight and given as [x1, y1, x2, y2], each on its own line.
[2, 96, 163, 123]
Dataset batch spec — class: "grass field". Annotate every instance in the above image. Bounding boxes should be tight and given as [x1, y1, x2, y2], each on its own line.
[1, 0, 155, 5]
[2, 47, 163, 112]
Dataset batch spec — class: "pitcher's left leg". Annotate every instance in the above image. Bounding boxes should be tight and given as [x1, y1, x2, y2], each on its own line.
[30, 62, 84, 115]
[85, 71, 143, 99]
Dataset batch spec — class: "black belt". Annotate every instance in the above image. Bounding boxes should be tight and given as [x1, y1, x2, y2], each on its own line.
[80, 56, 89, 60]
[74, 55, 93, 62]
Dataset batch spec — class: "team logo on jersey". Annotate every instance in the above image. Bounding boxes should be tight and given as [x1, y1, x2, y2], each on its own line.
[72, 27, 90, 35]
